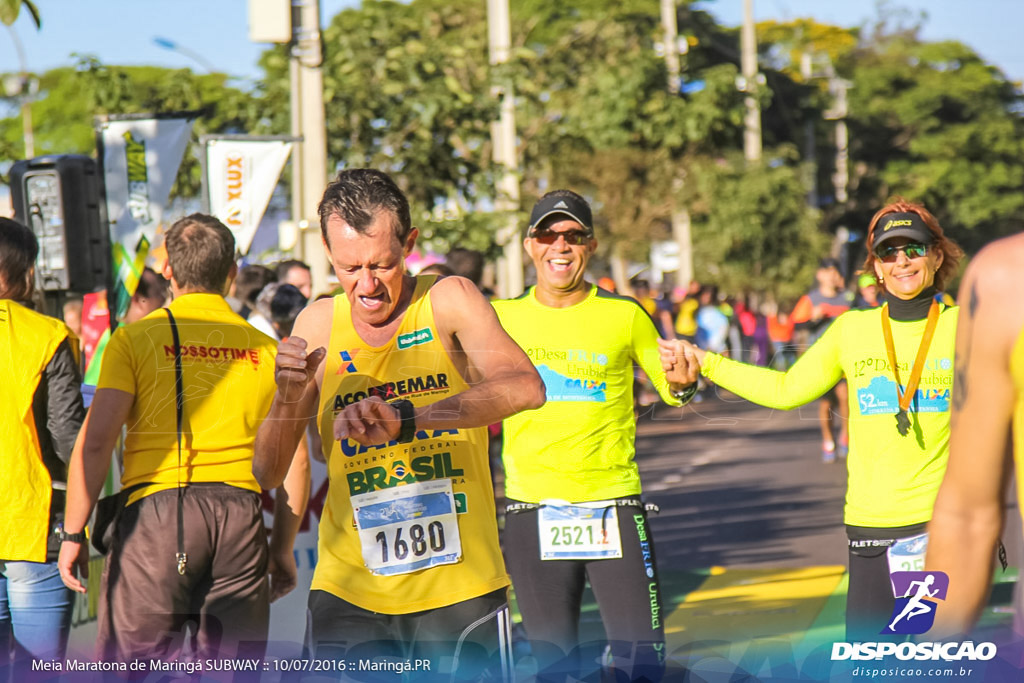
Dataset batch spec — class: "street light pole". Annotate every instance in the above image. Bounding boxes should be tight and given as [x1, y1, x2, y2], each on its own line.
[291, 0, 330, 296]
[487, 0, 523, 298]
[5, 25, 35, 158]
[659, 0, 694, 288]
[740, 0, 762, 163]
[152, 36, 218, 73]
[486, 0, 523, 298]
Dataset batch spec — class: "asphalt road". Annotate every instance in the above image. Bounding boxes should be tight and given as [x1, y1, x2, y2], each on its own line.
[635, 389, 849, 572]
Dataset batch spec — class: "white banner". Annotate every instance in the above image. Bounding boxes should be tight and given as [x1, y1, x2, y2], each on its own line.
[100, 116, 194, 318]
[206, 138, 293, 254]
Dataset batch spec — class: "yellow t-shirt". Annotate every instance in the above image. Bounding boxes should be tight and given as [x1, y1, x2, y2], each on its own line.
[702, 304, 957, 527]
[1011, 323, 1024, 514]
[97, 293, 277, 501]
[313, 276, 508, 614]
[0, 300, 70, 562]
[493, 285, 682, 503]
[675, 297, 699, 337]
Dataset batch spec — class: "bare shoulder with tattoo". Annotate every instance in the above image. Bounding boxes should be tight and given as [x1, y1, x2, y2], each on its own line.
[952, 233, 1024, 413]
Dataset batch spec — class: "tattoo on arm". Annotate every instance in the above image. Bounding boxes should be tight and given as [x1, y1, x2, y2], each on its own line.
[952, 281, 980, 413]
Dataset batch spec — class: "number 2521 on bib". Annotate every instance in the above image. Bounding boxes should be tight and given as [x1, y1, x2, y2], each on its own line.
[538, 504, 623, 561]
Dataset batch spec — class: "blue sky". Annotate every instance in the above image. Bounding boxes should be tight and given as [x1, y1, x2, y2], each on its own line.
[3, 0, 1023, 85]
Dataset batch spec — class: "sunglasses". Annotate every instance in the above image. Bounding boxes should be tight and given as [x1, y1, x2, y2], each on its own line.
[530, 229, 592, 246]
[874, 242, 930, 263]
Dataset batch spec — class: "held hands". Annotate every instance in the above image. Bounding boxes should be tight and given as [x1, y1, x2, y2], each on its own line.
[658, 338, 704, 385]
[334, 396, 401, 446]
[274, 337, 326, 403]
[57, 540, 90, 593]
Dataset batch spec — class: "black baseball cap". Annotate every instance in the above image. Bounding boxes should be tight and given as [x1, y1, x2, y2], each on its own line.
[527, 192, 594, 236]
[872, 211, 934, 249]
[818, 257, 841, 270]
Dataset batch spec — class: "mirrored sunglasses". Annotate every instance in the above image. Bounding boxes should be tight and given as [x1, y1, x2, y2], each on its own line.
[874, 242, 929, 263]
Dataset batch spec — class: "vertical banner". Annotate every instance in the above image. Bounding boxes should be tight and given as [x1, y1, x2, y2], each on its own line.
[99, 116, 194, 319]
[205, 137, 293, 255]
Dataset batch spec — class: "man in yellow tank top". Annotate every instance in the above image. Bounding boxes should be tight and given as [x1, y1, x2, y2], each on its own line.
[926, 232, 1024, 637]
[253, 169, 545, 676]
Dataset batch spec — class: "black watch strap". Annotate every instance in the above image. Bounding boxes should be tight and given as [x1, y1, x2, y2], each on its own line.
[392, 399, 417, 443]
[57, 523, 87, 543]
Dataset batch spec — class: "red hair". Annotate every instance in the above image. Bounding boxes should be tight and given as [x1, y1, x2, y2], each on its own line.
[862, 199, 963, 291]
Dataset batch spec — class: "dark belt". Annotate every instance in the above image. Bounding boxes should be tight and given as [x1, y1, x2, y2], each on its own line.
[506, 497, 660, 515]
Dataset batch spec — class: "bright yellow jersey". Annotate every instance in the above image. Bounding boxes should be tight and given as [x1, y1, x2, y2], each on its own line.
[1012, 323, 1024, 515]
[675, 297, 699, 337]
[97, 293, 277, 502]
[313, 276, 508, 614]
[493, 285, 682, 504]
[0, 300, 70, 561]
[701, 305, 958, 528]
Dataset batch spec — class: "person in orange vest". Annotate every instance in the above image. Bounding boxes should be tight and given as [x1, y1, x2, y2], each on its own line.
[0, 218, 85, 679]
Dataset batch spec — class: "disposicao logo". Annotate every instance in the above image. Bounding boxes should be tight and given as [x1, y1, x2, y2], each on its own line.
[884, 571, 948, 635]
[831, 570, 998, 663]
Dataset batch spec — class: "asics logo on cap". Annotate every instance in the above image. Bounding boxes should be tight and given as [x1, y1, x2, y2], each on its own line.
[883, 219, 913, 231]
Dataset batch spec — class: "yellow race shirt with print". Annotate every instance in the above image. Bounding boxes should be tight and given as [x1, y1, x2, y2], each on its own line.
[493, 285, 682, 504]
[701, 304, 957, 528]
[314, 276, 507, 614]
[97, 294, 277, 502]
[1012, 323, 1024, 514]
[0, 300, 70, 561]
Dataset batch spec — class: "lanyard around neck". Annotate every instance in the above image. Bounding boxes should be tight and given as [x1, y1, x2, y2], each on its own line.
[880, 300, 941, 415]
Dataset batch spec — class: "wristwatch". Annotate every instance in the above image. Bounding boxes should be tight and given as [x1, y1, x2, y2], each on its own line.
[390, 399, 417, 444]
[56, 522, 87, 543]
[669, 382, 699, 404]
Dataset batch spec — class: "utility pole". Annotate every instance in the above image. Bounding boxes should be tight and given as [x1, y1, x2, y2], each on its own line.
[740, 0, 762, 163]
[826, 75, 850, 204]
[5, 26, 35, 159]
[290, 0, 330, 295]
[800, 52, 818, 207]
[659, 0, 693, 288]
[487, 0, 523, 298]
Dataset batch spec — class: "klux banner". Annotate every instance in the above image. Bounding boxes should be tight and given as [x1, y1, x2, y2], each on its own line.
[202, 135, 294, 255]
[96, 114, 195, 319]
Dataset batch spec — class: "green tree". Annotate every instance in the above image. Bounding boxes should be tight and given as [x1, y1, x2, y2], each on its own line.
[846, 26, 1024, 251]
[0, 0, 39, 27]
[511, 0, 751, 284]
[259, 0, 503, 253]
[0, 58, 262, 197]
[684, 149, 828, 301]
[253, 0, 760, 266]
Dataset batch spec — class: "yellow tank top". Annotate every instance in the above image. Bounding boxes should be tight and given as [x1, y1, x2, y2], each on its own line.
[313, 276, 508, 613]
[0, 300, 68, 562]
[1012, 323, 1024, 513]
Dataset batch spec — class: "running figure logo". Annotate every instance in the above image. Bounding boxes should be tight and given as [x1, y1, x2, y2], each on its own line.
[883, 571, 949, 635]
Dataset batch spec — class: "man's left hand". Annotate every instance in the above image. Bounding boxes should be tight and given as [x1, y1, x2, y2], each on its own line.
[268, 548, 297, 603]
[57, 540, 90, 593]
